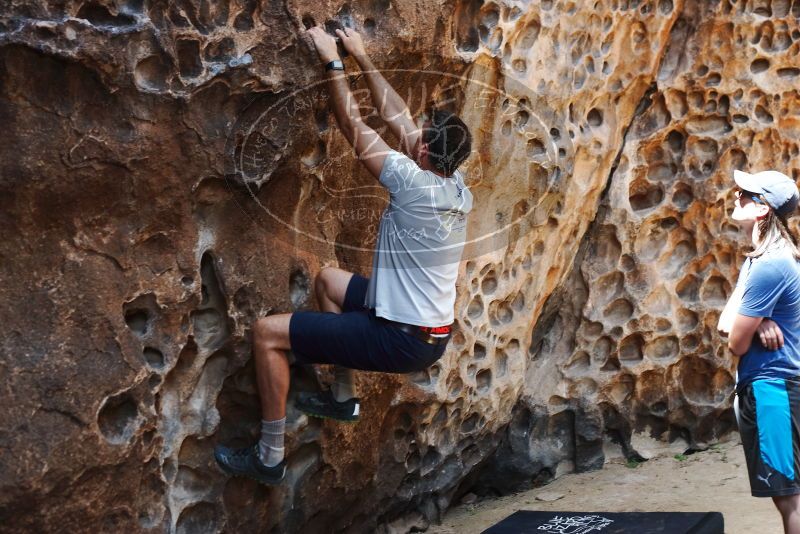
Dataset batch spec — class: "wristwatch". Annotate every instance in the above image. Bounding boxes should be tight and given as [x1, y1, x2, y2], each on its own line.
[325, 59, 344, 72]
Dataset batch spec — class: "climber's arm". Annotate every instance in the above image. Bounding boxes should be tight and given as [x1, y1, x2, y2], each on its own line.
[336, 28, 421, 158]
[308, 26, 390, 179]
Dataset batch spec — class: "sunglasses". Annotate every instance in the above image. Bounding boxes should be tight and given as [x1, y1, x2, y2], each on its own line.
[734, 188, 764, 204]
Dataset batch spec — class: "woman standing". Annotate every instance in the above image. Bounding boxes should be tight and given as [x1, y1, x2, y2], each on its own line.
[718, 169, 800, 533]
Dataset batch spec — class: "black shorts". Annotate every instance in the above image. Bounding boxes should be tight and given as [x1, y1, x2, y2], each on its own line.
[737, 378, 800, 497]
[288, 274, 447, 373]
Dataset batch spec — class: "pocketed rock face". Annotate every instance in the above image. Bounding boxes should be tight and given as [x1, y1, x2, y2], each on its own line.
[477, 0, 800, 491]
[0, 0, 786, 532]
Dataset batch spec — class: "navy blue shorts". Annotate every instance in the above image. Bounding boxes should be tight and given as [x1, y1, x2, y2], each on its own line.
[737, 378, 800, 497]
[288, 274, 447, 373]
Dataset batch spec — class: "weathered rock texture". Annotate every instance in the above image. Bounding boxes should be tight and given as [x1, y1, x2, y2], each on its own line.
[2, 0, 799, 532]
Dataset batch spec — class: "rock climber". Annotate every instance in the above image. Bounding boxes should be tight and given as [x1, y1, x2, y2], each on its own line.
[717, 169, 800, 534]
[214, 25, 474, 485]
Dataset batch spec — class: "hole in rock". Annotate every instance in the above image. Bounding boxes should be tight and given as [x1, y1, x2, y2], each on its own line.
[474, 342, 487, 360]
[755, 105, 773, 123]
[123, 293, 158, 337]
[658, 0, 673, 14]
[677, 358, 734, 405]
[645, 336, 679, 360]
[479, 4, 500, 28]
[567, 351, 590, 371]
[476, 369, 492, 392]
[77, 3, 136, 26]
[481, 272, 498, 293]
[410, 369, 432, 386]
[234, 11, 253, 30]
[619, 334, 644, 361]
[594, 271, 625, 305]
[467, 295, 483, 318]
[455, 0, 482, 52]
[676, 274, 701, 302]
[778, 67, 800, 78]
[191, 253, 231, 352]
[495, 349, 508, 376]
[519, 19, 541, 48]
[98, 392, 139, 444]
[750, 58, 770, 74]
[449, 376, 463, 399]
[405, 448, 421, 472]
[629, 179, 664, 211]
[672, 183, 693, 209]
[134, 55, 170, 91]
[143, 347, 165, 370]
[587, 108, 603, 127]
[204, 38, 235, 62]
[666, 129, 685, 153]
[701, 275, 728, 305]
[681, 334, 700, 351]
[176, 502, 222, 534]
[590, 225, 622, 272]
[289, 268, 310, 309]
[515, 109, 529, 128]
[177, 39, 203, 78]
[363, 18, 376, 35]
[490, 300, 514, 325]
[593, 336, 614, 363]
[373, 0, 391, 12]
[601, 355, 621, 371]
[604, 298, 634, 325]
[125, 309, 149, 336]
[665, 240, 696, 275]
[620, 254, 636, 271]
[461, 413, 480, 433]
[421, 448, 441, 475]
[148, 373, 161, 389]
[655, 318, 672, 331]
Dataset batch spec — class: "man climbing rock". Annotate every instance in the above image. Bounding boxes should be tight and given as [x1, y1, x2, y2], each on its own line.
[214, 25, 473, 485]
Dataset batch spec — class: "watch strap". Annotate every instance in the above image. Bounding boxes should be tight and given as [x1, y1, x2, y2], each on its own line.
[325, 59, 344, 72]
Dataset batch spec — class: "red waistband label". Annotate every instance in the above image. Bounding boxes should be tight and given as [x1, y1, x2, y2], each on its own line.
[420, 325, 452, 334]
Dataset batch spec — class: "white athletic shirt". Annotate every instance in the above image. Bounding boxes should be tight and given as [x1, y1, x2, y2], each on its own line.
[365, 150, 473, 327]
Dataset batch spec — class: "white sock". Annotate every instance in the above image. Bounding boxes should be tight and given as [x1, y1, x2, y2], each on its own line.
[258, 418, 285, 467]
[331, 366, 357, 402]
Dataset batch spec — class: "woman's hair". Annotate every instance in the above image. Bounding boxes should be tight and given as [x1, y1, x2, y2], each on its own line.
[749, 194, 800, 260]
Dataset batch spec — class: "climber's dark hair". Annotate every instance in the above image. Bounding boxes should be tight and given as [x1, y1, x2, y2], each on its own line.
[422, 109, 472, 176]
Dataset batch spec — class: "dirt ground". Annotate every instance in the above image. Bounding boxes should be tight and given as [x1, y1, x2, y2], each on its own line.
[430, 440, 783, 534]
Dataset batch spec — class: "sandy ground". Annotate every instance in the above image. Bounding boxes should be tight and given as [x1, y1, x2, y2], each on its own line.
[430, 440, 783, 534]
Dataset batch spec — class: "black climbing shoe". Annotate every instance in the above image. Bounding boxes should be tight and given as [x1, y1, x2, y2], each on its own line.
[295, 390, 360, 422]
[214, 444, 286, 485]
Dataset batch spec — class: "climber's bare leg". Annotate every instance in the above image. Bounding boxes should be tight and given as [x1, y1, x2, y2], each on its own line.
[313, 267, 356, 401]
[315, 267, 353, 313]
[253, 314, 293, 421]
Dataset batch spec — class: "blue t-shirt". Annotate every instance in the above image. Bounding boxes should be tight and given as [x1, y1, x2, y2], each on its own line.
[737, 245, 800, 388]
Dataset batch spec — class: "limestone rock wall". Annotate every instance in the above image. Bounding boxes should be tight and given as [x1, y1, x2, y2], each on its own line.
[2, 0, 797, 532]
[476, 0, 800, 491]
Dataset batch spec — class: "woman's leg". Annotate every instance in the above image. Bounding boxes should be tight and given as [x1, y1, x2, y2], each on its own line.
[773, 495, 800, 534]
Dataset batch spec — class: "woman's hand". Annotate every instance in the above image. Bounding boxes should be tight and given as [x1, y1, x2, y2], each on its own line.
[335, 27, 366, 57]
[757, 319, 784, 350]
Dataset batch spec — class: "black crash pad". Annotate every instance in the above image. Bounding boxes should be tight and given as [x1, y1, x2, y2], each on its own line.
[481, 510, 724, 534]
